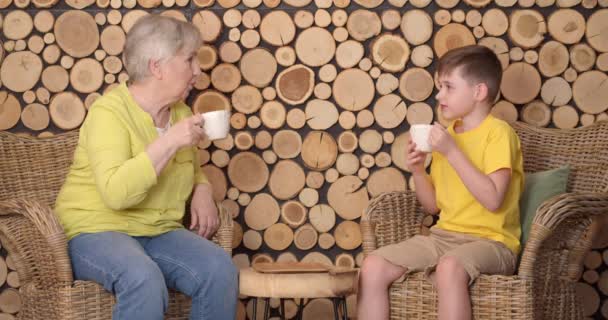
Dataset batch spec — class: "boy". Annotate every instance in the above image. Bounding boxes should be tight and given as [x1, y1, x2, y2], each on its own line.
[357, 45, 524, 320]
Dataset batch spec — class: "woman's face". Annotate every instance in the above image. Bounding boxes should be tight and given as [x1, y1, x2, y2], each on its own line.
[161, 49, 201, 102]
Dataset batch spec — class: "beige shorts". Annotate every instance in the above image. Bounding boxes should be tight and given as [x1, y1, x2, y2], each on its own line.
[370, 227, 516, 285]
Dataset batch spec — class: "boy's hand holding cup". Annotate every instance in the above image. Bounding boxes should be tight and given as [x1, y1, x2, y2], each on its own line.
[429, 122, 456, 156]
[407, 124, 432, 174]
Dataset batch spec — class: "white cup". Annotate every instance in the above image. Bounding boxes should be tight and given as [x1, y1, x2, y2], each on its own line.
[410, 124, 433, 153]
[201, 110, 230, 140]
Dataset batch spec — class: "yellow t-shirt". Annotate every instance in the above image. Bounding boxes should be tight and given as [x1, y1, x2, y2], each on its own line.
[430, 115, 524, 254]
[55, 83, 208, 240]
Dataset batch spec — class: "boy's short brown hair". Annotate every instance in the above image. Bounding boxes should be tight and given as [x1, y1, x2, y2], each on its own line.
[437, 45, 502, 103]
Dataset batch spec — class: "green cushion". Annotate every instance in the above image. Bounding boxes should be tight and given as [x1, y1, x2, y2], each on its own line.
[519, 165, 570, 248]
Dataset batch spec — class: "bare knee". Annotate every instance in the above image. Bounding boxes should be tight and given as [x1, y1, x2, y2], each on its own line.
[435, 256, 469, 284]
[360, 255, 385, 278]
[360, 255, 405, 286]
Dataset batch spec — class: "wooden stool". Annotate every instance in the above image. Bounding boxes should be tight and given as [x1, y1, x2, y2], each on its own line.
[239, 262, 358, 320]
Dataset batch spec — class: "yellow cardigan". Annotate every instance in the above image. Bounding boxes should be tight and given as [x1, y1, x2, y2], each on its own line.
[55, 83, 208, 240]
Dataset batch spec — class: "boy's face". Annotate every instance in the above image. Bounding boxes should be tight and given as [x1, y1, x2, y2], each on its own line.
[435, 67, 480, 121]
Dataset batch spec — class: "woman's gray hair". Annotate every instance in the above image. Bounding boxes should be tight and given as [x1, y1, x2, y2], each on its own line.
[123, 14, 202, 83]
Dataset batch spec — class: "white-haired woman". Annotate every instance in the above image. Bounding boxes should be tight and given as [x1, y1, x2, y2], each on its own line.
[54, 15, 237, 320]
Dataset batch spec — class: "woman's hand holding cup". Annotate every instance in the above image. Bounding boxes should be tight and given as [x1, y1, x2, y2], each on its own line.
[168, 113, 206, 148]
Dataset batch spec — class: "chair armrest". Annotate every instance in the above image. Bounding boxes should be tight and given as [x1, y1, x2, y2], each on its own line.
[212, 203, 233, 256]
[518, 192, 608, 281]
[0, 199, 73, 289]
[360, 191, 426, 256]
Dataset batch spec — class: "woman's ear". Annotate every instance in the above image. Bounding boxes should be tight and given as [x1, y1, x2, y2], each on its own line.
[148, 59, 163, 80]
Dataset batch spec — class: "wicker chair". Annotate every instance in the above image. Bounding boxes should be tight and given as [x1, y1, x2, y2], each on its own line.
[0, 130, 233, 320]
[360, 120, 608, 320]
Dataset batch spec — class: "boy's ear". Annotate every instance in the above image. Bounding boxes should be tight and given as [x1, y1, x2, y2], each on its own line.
[474, 83, 489, 102]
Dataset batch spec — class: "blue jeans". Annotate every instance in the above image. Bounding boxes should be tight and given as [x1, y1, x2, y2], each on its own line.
[68, 229, 238, 320]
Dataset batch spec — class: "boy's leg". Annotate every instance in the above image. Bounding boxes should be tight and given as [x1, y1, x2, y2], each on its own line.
[68, 232, 169, 320]
[435, 255, 471, 320]
[357, 255, 405, 320]
[357, 235, 440, 320]
[143, 229, 239, 320]
[434, 239, 516, 320]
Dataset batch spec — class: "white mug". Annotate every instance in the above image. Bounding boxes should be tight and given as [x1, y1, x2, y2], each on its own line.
[410, 124, 433, 153]
[201, 110, 230, 140]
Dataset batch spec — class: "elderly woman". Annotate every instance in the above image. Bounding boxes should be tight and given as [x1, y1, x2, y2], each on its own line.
[54, 15, 238, 320]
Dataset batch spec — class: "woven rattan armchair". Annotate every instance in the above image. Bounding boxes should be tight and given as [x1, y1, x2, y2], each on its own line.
[0, 130, 233, 320]
[360, 120, 608, 320]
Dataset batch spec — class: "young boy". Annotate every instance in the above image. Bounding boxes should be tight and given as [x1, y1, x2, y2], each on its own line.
[357, 45, 524, 320]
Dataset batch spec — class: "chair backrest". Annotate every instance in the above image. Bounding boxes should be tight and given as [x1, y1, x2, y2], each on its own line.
[0, 131, 79, 206]
[2, 121, 607, 204]
[511, 121, 608, 194]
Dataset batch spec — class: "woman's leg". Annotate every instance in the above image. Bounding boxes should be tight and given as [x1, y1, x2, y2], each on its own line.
[69, 231, 169, 320]
[143, 229, 238, 320]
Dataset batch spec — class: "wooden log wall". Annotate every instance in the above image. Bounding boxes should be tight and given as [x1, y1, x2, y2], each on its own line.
[0, 0, 607, 318]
